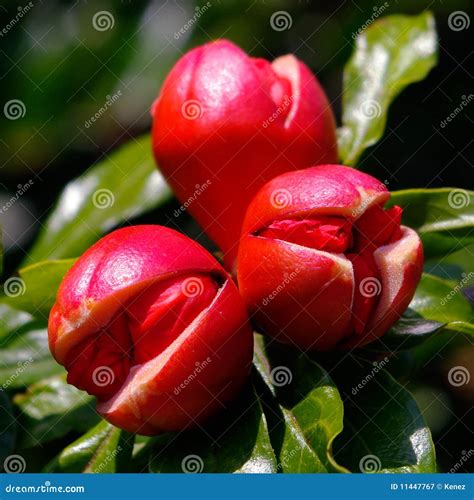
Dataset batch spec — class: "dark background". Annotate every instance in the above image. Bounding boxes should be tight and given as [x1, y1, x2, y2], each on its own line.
[0, 0, 472, 472]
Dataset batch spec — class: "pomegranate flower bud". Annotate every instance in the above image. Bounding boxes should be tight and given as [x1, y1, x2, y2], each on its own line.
[152, 39, 338, 268]
[48, 226, 253, 435]
[237, 165, 423, 351]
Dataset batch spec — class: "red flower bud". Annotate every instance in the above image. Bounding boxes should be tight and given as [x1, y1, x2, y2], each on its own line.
[152, 39, 338, 268]
[237, 165, 423, 351]
[48, 226, 253, 435]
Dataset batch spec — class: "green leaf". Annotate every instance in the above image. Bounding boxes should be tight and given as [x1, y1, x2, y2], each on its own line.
[338, 12, 437, 165]
[333, 357, 436, 473]
[0, 303, 37, 343]
[13, 375, 100, 448]
[389, 188, 474, 258]
[1, 259, 75, 319]
[410, 273, 474, 334]
[365, 309, 445, 352]
[254, 336, 346, 473]
[45, 420, 134, 473]
[25, 135, 172, 264]
[433, 244, 474, 280]
[0, 391, 16, 466]
[129, 436, 158, 473]
[0, 328, 63, 389]
[363, 274, 473, 354]
[149, 383, 277, 473]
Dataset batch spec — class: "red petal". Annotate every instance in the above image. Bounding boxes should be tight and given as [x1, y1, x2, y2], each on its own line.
[64, 274, 218, 401]
[259, 216, 352, 253]
[126, 275, 217, 364]
[347, 252, 381, 336]
[354, 204, 403, 252]
[65, 312, 132, 401]
[251, 58, 292, 117]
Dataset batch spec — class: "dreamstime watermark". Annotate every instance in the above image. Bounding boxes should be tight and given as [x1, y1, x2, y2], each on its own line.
[173, 180, 212, 217]
[449, 449, 473, 473]
[359, 98, 382, 119]
[447, 366, 470, 387]
[270, 11, 292, 31]
[3, 99, 26, 120]
[92, 10, 115, 31]
[270, 366, 293, 387]
[262, 93, 298, 128]
[276, 447, 299, 471]
[351, 180, 388, 218]
[359, 277, 382, 298]
[2, 358, 33, 391]
[270, 188, 292, 209]
[181, 99, 203, 120]
[84, 91, 122, 128]
[92, 188, 115, 209]
[262, 268, 301, 306]
[359, 454, 382, 473]
[174, 3, 211, 40]
[94, 446, 123, 473]
[181, 454, 204, 473]
[181, 277, 204, 297]
[440, 272, 474, 306]
[352, 3, 389, 39]
[440, 94, 473, 128]
[173, 357, 212, 395]
[0, 2, 34, 38]
[92, 366, 115, 387]
[447, 188, 470, 210]
[0, 179, 34, 215]
[351, 357, 390, 396]
[5, 482, 85, 493]
[448, 11, 470, 31]
[3, 277, 26, 297]
[3, 455, 26, 473]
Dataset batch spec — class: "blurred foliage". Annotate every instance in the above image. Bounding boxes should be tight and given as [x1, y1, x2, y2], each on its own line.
[0, 0, 185, 171]
[0, 0, 473, 474]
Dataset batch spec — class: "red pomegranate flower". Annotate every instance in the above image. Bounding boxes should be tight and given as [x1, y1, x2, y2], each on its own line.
[237, 165, 423, 351]
[48, 226, 253, 435]
[152, 39, 338, 268]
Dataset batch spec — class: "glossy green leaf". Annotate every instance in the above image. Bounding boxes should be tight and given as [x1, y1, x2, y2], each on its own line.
[149, 383, 277, 473]
[0, 303, 37, 343]
[1, 259, 75, 319]
[45, 420, 134, 473]
[129, 436, 159, 473]
[25, 135, 172, 264]
[434, 244, 474, 280]
[0, 328, 63, 389]
[254, 336, 346, 473]
[410, 273, 474, 335]
[0, 391, 16, 466]
[14, 375, 100, 448]
[333, 358, 436, 473]
[389, 188, 474, 258]
[338, 12, 437, 165]
[364, 275, 473, 359]
[365, 309, 445, 352]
